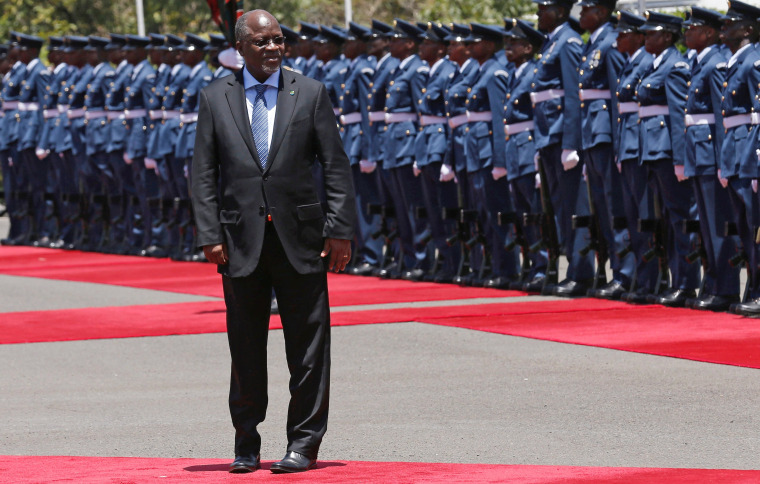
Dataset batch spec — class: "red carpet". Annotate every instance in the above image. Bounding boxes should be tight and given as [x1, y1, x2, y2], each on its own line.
[1, 455, 758, 483]
[0, 246, 523, 304]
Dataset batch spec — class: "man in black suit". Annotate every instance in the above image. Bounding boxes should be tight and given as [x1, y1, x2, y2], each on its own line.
[191, 10, 356, 474]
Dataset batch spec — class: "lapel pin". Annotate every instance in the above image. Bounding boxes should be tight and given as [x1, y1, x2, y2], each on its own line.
[289, 90, 295, 95]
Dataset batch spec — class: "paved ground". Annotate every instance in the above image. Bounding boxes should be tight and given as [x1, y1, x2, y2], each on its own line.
[0, 213, 758, 470]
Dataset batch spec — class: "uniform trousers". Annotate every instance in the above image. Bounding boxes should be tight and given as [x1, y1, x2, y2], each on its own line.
[350, 164, 383, 266]
[727, 177, 760, 299]
[510, 172, 548, 279]
[619, 159, 658, 291]
[419, 161, 459, 275]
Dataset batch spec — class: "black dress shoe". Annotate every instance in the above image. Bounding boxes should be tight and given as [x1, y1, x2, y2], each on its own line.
[484, 276, 514, 289]
[140, 245, 168, 258]
[553, 279, 591, 297]
[656, 288, 696, 307]
[622, 287, 651, 304]
[270, 451, 317, 474]
[271, 297, 279, 315]
[431, 271, 455, 284]
[349, 262, 376, 276]
[401, 268, 426, 281]
[594, 281, 627, 300]
[229, 454, 261, 473]
[691, 294, 740, 312]
[733, 298, 760, 318]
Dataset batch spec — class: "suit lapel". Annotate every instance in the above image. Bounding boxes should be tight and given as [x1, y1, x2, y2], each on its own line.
[225, 70, 261, 169]
[265, 69, 298, 174]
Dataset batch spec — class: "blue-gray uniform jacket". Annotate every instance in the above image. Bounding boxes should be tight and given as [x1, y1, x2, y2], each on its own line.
[174, 61, 213, 159]
[292, 56, 307, 74]
[213, 66, 233, 79]
[47, 64, 77, 153]
[444, 58, 479, 172]
[303, 55, 323, 79]
[0, 61, 27, 151]
[719, 44, 760, 179]
[17, 58, 51, 151]
[84, 61, 116, 155]
[383, 54, 426, 169]
[364, 53, 399, 164]
[147, 63, 190, 159]
[683, 46, 728, 177]
[55, 64, 94, 154]
[124, 60, 156, 160]
[467, 56, 512, 173]
[315, 57, 348, 116]
[634, 47, 689, 165]
[104, 61, 134, 154]
[144, 63, 170, 156]
[749, 47, 760, 176]
[414, 57, 457, 167]
[37, 63, 71, 152]
[502, 59, 539, 181]
[531, 22, 583, 151]
[338, 54, 376, 165]
[577, 22, 625, 151]
[615, 47, 653, 164]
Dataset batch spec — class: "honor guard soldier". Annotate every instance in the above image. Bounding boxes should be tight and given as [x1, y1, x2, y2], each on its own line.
[208, 33, 234, 79]
[414, 22, 460, 282]
[0, 41, 17, 244]
[381, 19, 429, 280]
[681, 7, 739, 311]
[280, 25, 300, 71]
[313, 26, 348, 117]
[716, 1, 760, 317]
[635, 11, 700, 307]
[173, 33, 212, 261]
[531, 0, 596, 296]
[464, 22, 519, 288]
[613, 11, 658, 304]
[576, 0, 633, 299]
[298, 22, 323, 78]
[0, 34, 29, 245]
[501, 19, 550, 292]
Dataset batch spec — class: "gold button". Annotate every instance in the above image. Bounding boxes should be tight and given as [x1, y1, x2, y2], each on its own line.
[580, 103, 584, 108]
[421, 88, 426, 93]
[646, 84, 650, 88]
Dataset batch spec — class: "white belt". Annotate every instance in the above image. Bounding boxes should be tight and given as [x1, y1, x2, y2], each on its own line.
[179, 112, 198, 123]
[684, 114, 715, 127]
[618, 102, 638, 114]
[723, 114, 752, 130]
[124, 109, 147, 120]
[579, 89, 611, 101]
[368, 111, 385, 122]
[149, 110, 164, 120]
[84, 110, 108, 120]
[448, 113, 468, 129]
[107, 111, 126, 120]
[57, 104, 69, 114]
[466, 111, 492, 123]
[504, 120, 534, 136]
[752, 113, 760, 125]
[2, 101, 19, 111]
[638, 105, 669, 118]
[384, 112, 417, 124]
[43, 109, 60, 119]
[162, 110, 181, 120]
[530, 89, 565, 104]
[340, 112, 362, 125]
[419, 115, 447, 126]
[333, 107, 341, 116]
[67, 108, 86, 119]
[17, 102, 39, 111]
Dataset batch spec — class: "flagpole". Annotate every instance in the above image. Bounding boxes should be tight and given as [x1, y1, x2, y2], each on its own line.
[136, 0, 146, 36]
[344, 0, 352, 27]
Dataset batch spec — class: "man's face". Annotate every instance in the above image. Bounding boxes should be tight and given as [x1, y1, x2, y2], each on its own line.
[47, 49, 60, 65]
[18, 47, 38, 64]
[389, 37, 412, 59]
[343, 39, 366, 60]
[315, 41, 338, 62]
[86, 49, 98, 65]
[720, 20, 753, 52]
[579, 5, 608, 33]
[469, 39, 494, 63]
[367, 37, 387, 58]
[644, 30, 672, 55]
[0, 57, 10, 75]
[447, 40, 470, 65]
[126, 47, 146, 65]
[418, 39, 443, 64]
[237, 13, 284, 79]
[684, 24, 714, 51]
[616, 30, 643, 54]
[504, 38, 532, 64]
[181, 49, 203, 66]
[149, 48, 162, 65]
[537, 5, 564, 33]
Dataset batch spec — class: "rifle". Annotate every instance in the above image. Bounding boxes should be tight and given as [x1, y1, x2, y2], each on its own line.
[529, 154, 559, 294]
[639, 194, 670, 296]
[572, 171, 608, 293]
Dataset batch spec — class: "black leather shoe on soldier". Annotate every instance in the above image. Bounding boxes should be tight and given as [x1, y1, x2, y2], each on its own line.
[691, 294, 740, 312]
[270, 451, 317, 474]
[229, 454, 261, 473]
[733, 298, 760, 318]
[655, 288, 696, 307]
[401, 268, 426, 281]
[553, 279, 591, 297]
[594, 281, 626, 300]
[349, 262, 376, 276]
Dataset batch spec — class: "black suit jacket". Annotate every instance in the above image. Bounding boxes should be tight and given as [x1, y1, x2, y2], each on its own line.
[191, 68, 356, 277]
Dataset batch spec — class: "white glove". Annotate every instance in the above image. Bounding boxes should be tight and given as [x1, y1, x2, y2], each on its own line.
[533, 151, 540, 172]
[535, 173, 541, 189]
[440, 163, 456, 182]
[7, 156, 12, 167]
[491, 166, 507, 180]
[582, 163, 587, 181]
[144, 157, 157, 170]
[674, 164, 688, 182]
[561, 149, 579, 171]
[123, 153, 133, 165]
[718, 169, 728, 189]
[756, 149, 760, 162]
[359, 159, 376, 174]
[753, 179, 758, 194]
[412, 161, 421, 177]
[184, 164, 189, 179]
[35, 148, 50, 160]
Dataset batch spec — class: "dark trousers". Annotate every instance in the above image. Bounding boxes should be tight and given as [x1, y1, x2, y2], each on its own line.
[538, 143, 594, 281]
[727, 177, 760, 299]
[510, 172, 548, 279]
[222, 222, 330, 460]
[619, 159, 659, 291]
[351, 164, 383, 266]
[419, 162, 459, 275]
[389, 165, 429, 270]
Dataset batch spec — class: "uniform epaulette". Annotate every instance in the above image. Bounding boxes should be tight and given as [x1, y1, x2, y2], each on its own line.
[417, 66, 430, 73]
[283, 65, 294, 71]
[361, 67, 375, 75]
[674, 61, 690, 70]
[339, 68, 348, 75]
[105, 72, 116, 77]
[611, 41, 617, 49]
[494, 69, 509, 78]
[716, 62, 727, 69]
[449, 72, 455, 79]
[203, 76, 212, 82]
[754, 60, 760, 67]
[146, 74, 156, 79]
[567, 37, 583, 45]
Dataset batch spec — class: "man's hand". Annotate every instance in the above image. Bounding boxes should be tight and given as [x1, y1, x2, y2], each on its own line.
[203, 243, 228, 265]
[412, 161, 421, 177]
[718, 169, 728, 189]
[359, 159, 376, 174]
[674, 164, 688, 182]
[321, 238, 351, 272]
[561, 149, 579, 171]
[491, 166, 507, 180]
[439, 163, 456, 182]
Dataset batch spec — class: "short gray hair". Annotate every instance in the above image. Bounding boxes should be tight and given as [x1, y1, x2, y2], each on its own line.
[235, 11, 252, 43]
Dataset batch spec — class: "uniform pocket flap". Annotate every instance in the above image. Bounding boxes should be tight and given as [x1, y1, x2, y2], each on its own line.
[219, 210, 240, 224]
[297, 203, 324, 221]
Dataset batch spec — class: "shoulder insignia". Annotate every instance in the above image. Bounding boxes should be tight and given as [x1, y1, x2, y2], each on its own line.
[417, 66, 430, 73]
[146, 74, 156, 79]
[611, 41, 617, 49]
[716, 62, 727, 69]
[567, 37, 583, 45]
[494, 69, 509, 78]
[105, 72, 116, 77]
[339, 68, 348, 75]
[754, 60, 760, 67]
[361, 67, 375, 75]
[449, 72, 455, 79]
[283, 65, 294, 71]
[674, 61, 690, 70]
[203, 76, 212, 82]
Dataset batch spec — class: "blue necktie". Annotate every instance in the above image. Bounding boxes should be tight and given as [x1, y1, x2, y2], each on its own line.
[251, 84, 269, 169]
